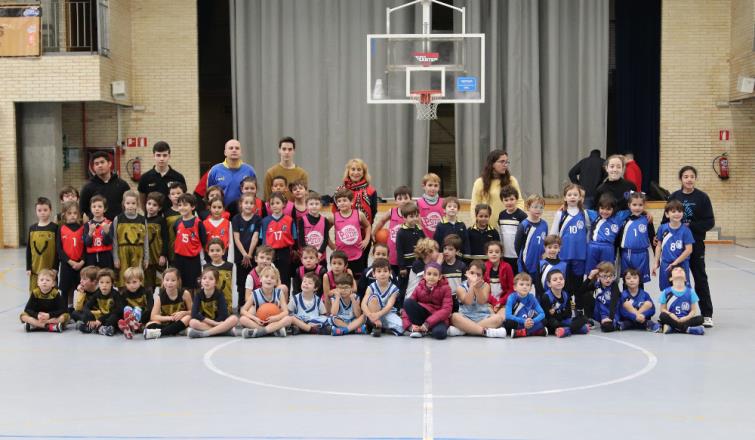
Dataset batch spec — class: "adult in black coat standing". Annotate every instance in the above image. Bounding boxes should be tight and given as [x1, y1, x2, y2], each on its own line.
[79, 151, 131, 220]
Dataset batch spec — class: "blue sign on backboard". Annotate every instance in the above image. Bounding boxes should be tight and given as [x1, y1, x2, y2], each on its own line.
[456, 76, 478, 92]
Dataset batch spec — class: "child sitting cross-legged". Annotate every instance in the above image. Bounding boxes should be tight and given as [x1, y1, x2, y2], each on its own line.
[361, 258, 404, 337]
[447, 261, 507, 338]
[504, 273, 547, 338]
[288, 272, 331, 335]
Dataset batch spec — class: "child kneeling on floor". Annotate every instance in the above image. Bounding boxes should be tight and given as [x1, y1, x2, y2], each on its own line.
[21, 269, 69, 332]
[658, 266, 705, 335]
[504, 273, 547, 337]
[448, 260, 506, 338]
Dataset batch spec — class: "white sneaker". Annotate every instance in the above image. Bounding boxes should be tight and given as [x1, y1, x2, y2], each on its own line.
[703, 317, 714, 328]
[409, 331, 423, 338]
[484, 327, 508, 338]
[447, 326, 465, 337]
[143, 328, 161, 340]
[275, 327, 287, 337]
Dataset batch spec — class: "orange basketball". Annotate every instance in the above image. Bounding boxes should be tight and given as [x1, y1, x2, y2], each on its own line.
[256, 303, 281, 321]
[375, 228, 390, 244]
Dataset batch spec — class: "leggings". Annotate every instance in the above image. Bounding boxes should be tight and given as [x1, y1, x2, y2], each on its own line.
[402, 298, 448, 339]
[58, 263, 80, 306]
[146, 320, 187, 336]
[690, 242, 713, 318]
[659, 312, 704, 333]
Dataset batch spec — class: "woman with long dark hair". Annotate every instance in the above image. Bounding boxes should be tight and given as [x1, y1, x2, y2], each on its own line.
[470, 149, 525, 221]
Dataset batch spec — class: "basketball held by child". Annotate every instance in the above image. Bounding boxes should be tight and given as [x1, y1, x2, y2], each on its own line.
[256, 303, 281, 321]
[375, 228, 390, 244]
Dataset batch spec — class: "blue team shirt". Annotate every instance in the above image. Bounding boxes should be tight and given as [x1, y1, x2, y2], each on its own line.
[659, 286, 699, 318]
[554, 209, 589, 260]
[207, 161, 256, 208]
[505, 292, 545, 325]
[592, 281, 615, 321]
[656, 223, 694, 264]
[518, 219, 548, 274]
[620, 215, 651, 250]
[617, 289, 655, 320]
[539, 258, 567, 292]
[587, 210, 630, 245]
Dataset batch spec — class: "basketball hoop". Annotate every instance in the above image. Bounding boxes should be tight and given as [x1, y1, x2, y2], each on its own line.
[410, 90, 441, 120]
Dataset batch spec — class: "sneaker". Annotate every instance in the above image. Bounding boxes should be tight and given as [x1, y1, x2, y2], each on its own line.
[118, 319, 133, 339]
[24, 323, 32, 332]
[616, 321, 632, 331]
[244, 328, 266, 338]
[390, 328, 403, 336]
[187, 328, 205, 338]
[542, 327, 549, 337]
[513, 329, 527, 338]
[662, 324, 673, 334]
[354, 324, 367, 335]
[447, 326, 466, 337]
[132, 307, 142, 323]
[47, 323, 62, 333]
[331, 326, 348, 336]
[319, 325, 332, 335]
[143, 328, 161, 340]
[578, 324, 590, 335]
[78, 322, 92, 333]
[275, 327, 287, 337]
[371, 327, 382, 337]
[231, 327, 244, 337]
[703, 317, 714, 328]
[484, 327, 507, 338]
[65, 320, 78, 330]
[409, 331, 423, 338]
[555, 327, 571, 338]
[98, 325, 114, 336]
[687, 325, 705, 336]
[647, 321, 661, 333]
[123, 306, 133, 321]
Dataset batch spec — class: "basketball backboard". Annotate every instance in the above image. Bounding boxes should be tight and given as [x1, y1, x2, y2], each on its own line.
[367, 33, 485, 104]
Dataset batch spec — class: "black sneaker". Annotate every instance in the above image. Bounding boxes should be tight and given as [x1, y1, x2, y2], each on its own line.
[371, 327, 382, 337]
[79, 323, 93, 333]
[24, 323, 32, 332]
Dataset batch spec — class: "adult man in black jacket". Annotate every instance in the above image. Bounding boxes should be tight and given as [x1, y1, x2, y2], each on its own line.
[79, 151, 131, 220]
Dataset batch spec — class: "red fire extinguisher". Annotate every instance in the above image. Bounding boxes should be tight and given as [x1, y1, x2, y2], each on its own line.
[713, 153, 729, 180]
[127, 157, 142, 182]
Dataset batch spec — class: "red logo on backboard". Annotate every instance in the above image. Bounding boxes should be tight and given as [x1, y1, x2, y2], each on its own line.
[413, 51, 439, 67]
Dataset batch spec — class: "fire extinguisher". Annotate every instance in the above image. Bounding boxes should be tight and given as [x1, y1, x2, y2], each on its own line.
[127, 157, 142, 182]
[712, 153, 729, 180]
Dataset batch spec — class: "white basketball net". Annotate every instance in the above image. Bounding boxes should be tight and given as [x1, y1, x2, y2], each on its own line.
[411, 92, 440, 120]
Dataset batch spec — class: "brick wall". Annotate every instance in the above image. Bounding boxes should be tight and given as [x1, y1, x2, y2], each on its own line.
[660, 0, 755, 239]
[730, 0, 755, 99]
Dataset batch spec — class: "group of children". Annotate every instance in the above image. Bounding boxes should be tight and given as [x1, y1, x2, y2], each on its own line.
[22, 155, 706, 339]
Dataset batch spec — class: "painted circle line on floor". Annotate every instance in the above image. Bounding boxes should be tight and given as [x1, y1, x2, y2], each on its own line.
[204, 334, 658, 399]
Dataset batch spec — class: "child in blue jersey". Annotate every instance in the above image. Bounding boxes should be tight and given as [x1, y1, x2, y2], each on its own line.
[536, 235, 567, 298]
[539, 270, 589, 338]
[239, 265, 292, 338]
[658, 266, 705, 335]
[497, 185, 527, 273]
[577, 262, 620, 332]
[288, 272, 330, 335]
[618, 192, 655, 288]
[514, 195, 548, 279]
[653, 200, 694, 291]
[616, 268, 660, 332]
[448, 261, 507, 338]
[551, 184, 589, 294]
[330, 273, 367, 336]
[504, 273, 547, 338]
[584, 193, 630, 276]
[362, 258, 404, 337]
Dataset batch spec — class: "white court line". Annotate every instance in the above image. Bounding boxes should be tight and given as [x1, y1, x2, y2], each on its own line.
[204, 335, 658, 399]
[736, 255, 755, 263]
[423, 342, 433, 440]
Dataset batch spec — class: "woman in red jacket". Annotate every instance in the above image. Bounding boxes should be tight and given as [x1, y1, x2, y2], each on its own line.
[401, 262, 452, 339]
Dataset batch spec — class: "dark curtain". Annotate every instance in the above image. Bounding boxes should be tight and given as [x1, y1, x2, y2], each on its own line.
[615, 0, 661, 193]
